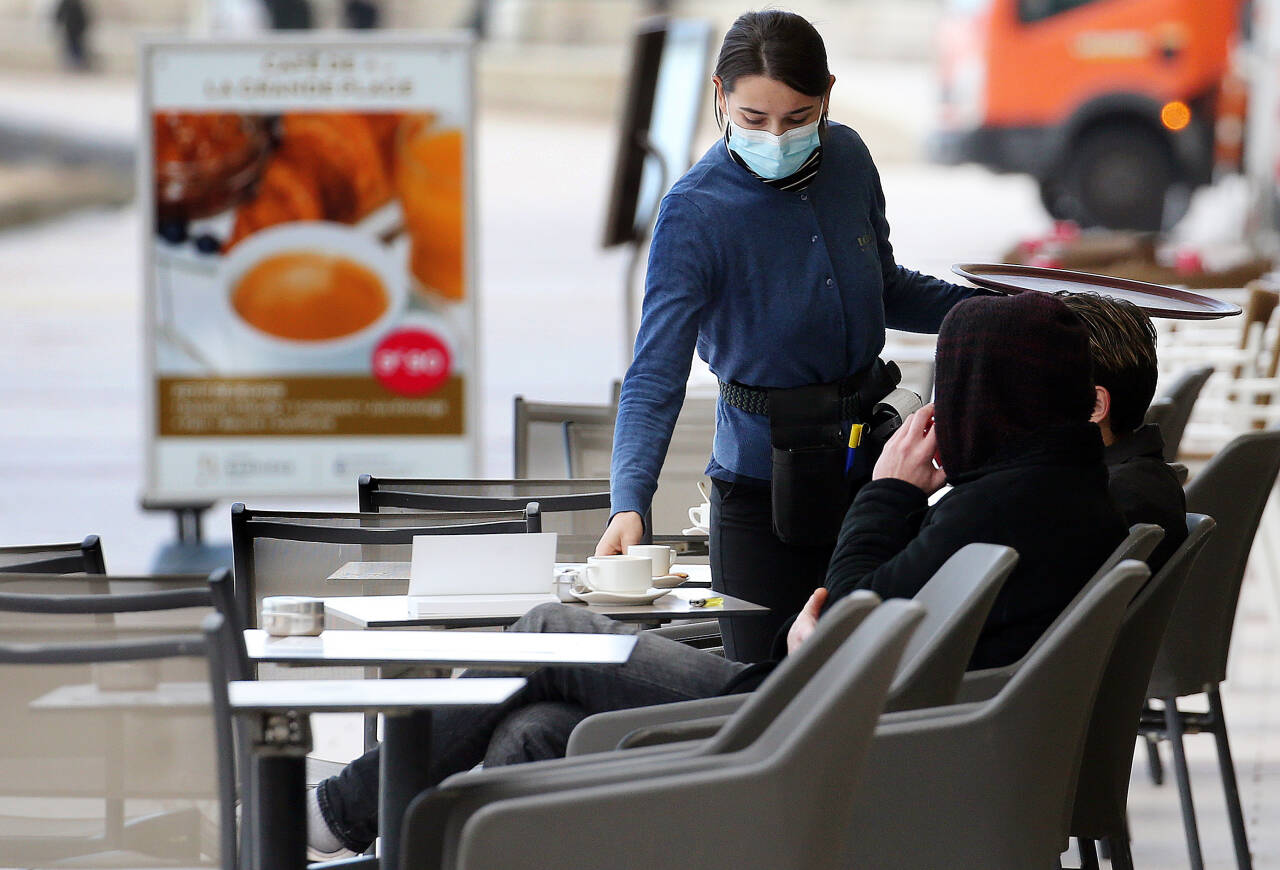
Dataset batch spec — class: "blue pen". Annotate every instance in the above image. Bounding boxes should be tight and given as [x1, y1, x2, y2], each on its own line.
[845, 423, 864, 476]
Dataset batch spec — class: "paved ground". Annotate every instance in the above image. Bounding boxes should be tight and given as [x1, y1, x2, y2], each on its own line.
[0, 68, 1275, 868]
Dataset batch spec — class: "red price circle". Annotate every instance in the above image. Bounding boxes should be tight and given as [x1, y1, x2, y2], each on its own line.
[372, 329, 453, 396]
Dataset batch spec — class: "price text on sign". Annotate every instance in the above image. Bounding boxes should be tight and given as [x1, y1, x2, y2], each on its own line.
[373, 329, 453, 396]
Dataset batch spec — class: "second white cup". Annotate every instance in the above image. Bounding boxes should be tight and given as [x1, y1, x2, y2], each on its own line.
[627, 544, 678, 576]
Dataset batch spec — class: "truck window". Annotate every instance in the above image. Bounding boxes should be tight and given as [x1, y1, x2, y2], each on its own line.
[1017, 0, 1100, 23]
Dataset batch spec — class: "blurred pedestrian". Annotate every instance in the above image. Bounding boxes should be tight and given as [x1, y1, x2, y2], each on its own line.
[53, 0, 91, 71]
[262, 0, 312, 29]
[343, 0, 379, 29]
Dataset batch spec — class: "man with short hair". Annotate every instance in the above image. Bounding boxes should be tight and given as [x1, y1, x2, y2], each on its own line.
[1058, 292, 1187, 570]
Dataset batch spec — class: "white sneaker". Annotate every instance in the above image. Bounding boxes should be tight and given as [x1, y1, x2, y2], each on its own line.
[306, 844, 358, 863]
[306, 785, 359, 862]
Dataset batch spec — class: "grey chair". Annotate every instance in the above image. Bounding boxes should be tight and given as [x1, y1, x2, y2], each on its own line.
[1156, 365, 1215, 461]
[0, 535, 106, 574]
[957, 523, 1165, 702]
[565, 417, 714, 537]
[566, 544, 1018, 755]
[356, 476, 615, 557]
[0, 582, 239, 869]
[512, 394, 616, 478]
[231, 503, 539, 753]
[839, 561, 1148, 869]
[399, 598, 923, 870]
[1070, 514, 1216, 870]
[230, 503, 535, 634]
[1143, 396, 1175, 432]
[1140, 429, 1280, 870]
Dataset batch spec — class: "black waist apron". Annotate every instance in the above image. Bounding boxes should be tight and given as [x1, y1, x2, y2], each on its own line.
[719, 359, 904, 546]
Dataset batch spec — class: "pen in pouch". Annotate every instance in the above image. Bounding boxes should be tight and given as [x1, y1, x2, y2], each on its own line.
[845, 423, 864, 476]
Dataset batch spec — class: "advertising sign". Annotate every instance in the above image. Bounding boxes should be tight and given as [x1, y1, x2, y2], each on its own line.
[141, 36, 476, 499]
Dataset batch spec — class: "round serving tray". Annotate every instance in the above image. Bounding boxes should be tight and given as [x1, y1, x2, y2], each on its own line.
[952, 262, 1241, 320]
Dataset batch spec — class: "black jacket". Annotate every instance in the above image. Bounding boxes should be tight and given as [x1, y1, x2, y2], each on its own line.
[1104, 424, 1187, 573]
[824, 422, 1129, 671]
[724, 423, 1130, 693]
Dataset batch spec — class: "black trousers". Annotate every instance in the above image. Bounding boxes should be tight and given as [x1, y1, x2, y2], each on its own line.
[709, 477, 837, 663]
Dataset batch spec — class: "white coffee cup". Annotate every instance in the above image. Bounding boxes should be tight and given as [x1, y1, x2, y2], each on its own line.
[627, 544, 678, 576]
[687, 502, 710, 530]
[582, 555, 653, 594]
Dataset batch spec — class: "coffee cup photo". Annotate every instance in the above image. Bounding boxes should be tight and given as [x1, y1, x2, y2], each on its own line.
[220, 222, 407, 364]
[626, 544, 678, 576]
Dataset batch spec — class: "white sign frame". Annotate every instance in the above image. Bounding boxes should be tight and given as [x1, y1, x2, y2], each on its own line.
[139, 33, 480, 500]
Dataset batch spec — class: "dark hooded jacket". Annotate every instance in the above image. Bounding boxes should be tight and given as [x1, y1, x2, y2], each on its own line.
[724, 293, 1130, 693]
[1105, 423, 1187, 573]
[824, 292, 1130, 669]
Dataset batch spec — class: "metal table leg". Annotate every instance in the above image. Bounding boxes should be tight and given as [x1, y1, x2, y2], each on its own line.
[251, 711, 311, 870]
[380, 710, 433, 870]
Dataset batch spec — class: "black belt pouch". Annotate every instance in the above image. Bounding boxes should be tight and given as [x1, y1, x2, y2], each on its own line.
[768, 383, 847, 546]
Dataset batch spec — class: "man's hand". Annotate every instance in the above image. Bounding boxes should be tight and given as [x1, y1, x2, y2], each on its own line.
[871, 403, 947, 496]
[595, 511, 645, 556]
[787, 587, 829, 654]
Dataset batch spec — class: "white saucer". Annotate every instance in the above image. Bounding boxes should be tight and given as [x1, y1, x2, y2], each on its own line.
[569, 587, 673, 606]
[651, 573, 689, 589]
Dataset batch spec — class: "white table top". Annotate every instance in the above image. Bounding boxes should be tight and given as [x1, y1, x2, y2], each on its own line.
[228, 677, 526, 713]
[327, 561, 714, 587]
[244, 628, 636, 669]
[323, 587, 764, 629]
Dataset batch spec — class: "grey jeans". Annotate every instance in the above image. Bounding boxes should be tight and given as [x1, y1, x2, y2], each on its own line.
[316, 602, 747, 852]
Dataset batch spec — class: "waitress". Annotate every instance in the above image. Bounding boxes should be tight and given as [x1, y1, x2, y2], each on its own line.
[595, 9, 980, 663]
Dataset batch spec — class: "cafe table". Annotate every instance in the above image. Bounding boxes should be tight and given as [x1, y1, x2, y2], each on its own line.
[321, 585, 763, 630]
[327, 561, 715, 587]
[238, 628, 637, 870]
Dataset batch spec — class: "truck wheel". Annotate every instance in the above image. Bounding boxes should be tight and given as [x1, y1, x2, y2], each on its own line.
[1037, 177, 1072, 220]
[1065, 126, 1173, 231]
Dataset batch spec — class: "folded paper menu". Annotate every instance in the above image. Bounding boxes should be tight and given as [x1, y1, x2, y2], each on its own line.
[408, 532, 559, 617]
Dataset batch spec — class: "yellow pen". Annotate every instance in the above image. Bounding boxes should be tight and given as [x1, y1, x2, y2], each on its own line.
[690, 596, 724, 608]
[845, 423, 864, 475]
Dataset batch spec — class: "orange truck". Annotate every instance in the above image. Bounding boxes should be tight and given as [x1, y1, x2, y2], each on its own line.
[930, 0, 1249, 231]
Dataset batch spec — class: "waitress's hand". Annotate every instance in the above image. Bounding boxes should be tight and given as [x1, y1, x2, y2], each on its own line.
[595, 511, 645, 556]
[872, 403, 947, 496]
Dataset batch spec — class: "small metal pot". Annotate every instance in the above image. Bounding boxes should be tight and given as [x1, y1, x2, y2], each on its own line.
[261, 596, 325, 637]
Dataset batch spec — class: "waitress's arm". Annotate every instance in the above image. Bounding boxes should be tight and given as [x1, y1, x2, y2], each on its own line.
[609, 193, 714, 524]
[866, 160, 982, 333]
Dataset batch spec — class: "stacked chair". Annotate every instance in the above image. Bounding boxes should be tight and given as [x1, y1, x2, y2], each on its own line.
[0, 569, 241, 869]
[1140, 429, 1280, 870]
[0, 535, 107, 574]
[230, 502, 537, 634]
[231, 503, 543, 752]
[1153, 365, 1214, 460]
[356, 475, 616, 559]
[1069, 515, 1215, 869]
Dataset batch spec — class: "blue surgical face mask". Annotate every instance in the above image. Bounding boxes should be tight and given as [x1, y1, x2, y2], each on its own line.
[727, 118, 822, 179]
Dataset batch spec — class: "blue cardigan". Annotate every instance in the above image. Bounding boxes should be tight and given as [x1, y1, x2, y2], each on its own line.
[610, 123, 976, 519]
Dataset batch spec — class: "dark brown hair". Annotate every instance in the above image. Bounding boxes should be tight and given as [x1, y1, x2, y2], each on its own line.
[1057, 292, 1159, 434]
[713, 10, 830, 128]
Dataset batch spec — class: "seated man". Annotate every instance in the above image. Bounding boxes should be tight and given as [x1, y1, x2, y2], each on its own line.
[1058, 292, 1188, 571]
[307, 292, 1128, 856]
